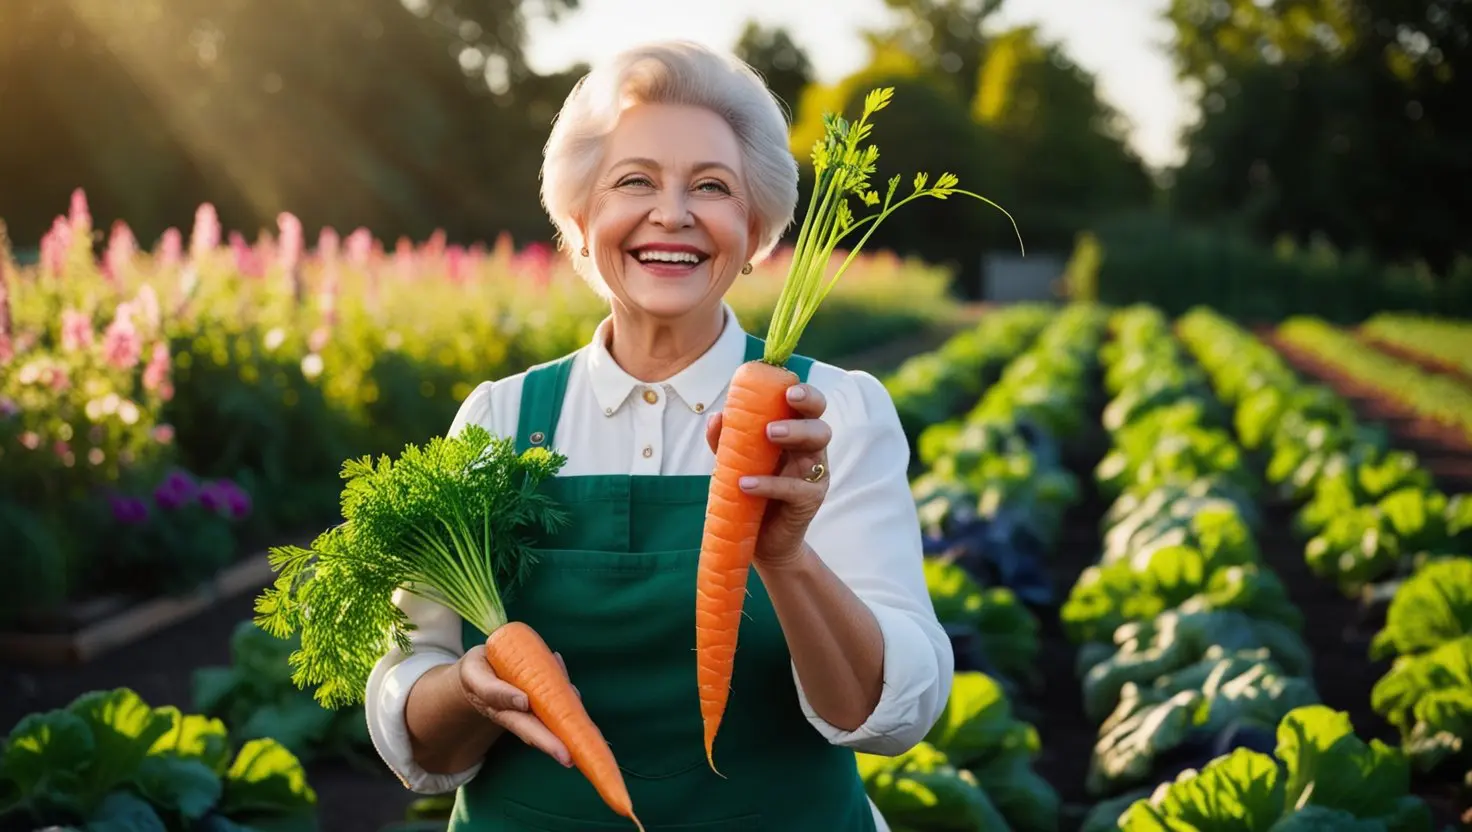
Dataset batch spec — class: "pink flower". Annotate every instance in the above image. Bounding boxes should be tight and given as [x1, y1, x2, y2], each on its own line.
[191, 203, 220, 261]
[43, 364, 70, 393]
[0, 333, 12, 366]
[346, 228, 372, 266]
[447, 245, 466, 283]
[19, 431, 40, 450]
[100, 303, 142, 370]
[230, 232, 263, 277]
[318, 227, 340, 264]
[103, 221, 137, 282]
[61, 309, 94, 352]
[158, 228, 183, 268]
[395, 237, 414, 279]
[41, 217, 71, 277]
[143, 341, 171, 395]
[69, 189, 92, 232]
[151, 423, 175, 444]
[278, 212, 303, 273]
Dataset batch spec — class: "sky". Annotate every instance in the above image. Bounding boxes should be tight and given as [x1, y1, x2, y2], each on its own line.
[521, 0, 1196, 170]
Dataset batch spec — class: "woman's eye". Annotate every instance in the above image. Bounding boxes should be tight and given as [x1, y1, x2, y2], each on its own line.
[618, 175, 653, 188]
[696, 180, 730, 194]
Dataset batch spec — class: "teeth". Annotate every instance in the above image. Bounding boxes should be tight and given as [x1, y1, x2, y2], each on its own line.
[635, 250, 701, 264]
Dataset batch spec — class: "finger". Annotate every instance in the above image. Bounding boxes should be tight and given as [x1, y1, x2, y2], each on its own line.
[554, 652, 581, 699]
[765, 418, 831, 453]
[738, 473, 826, 504]
[494, 710, 573, 768]
[785, 384, 827, 418]
[462, 661, 532, 713]
[705, 412, 724, 454]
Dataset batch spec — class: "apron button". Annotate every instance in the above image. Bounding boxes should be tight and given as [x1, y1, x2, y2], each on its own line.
[529, 431, 545, 445]
[694, 403, 705, 413]
[643, 389, 659, 404]
[642, 445, 653, 458]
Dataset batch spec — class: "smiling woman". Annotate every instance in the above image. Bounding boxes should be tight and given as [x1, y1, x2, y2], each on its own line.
[362, 40, 952, 831]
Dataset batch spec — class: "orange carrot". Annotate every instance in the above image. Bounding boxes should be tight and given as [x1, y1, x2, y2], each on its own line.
[487, 622, 644, 832]
[696, 360, 800, 772]
[254, 427, 646, 827]
[694, 87, 1021, 770]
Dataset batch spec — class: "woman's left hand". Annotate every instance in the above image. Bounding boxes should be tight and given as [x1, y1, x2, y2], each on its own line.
[706, 382, 830, 570]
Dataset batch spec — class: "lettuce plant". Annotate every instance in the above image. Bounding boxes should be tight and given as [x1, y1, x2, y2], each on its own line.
[0, 687, 317, 831]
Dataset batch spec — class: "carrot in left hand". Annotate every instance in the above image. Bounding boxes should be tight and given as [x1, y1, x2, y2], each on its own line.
[254, 426, 643, 830]
[696, 87, 1023, 773]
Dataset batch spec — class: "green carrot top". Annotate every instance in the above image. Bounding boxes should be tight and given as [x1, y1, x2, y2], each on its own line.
[254, 425, 567, 708]
[762, 86, 1024, 367]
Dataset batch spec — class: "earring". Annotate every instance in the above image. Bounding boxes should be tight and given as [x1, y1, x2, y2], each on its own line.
[580, 246, 589, 257]
[741, 262, 753, 275]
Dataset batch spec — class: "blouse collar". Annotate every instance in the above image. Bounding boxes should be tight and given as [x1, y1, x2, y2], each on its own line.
[585, 303, 749, 417]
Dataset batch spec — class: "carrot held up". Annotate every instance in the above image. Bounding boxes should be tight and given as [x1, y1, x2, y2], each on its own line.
[253, 426, 644, 831]
[696, 86, 1023, 773]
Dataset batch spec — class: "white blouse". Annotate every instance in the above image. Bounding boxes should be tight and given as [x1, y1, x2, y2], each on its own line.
[363, 304, 952, 828]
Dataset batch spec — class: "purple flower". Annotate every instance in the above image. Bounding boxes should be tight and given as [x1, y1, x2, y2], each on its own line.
[108, 493, 150, 525]
[202, 479, 253, 520]
[153, 469, 198, 510]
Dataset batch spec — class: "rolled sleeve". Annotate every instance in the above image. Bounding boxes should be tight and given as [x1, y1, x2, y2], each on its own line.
[795, 367, 954, 756]
[366, 647, 480, 793]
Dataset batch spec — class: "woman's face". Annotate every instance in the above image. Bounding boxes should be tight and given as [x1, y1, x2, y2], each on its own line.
[577, 103, 759, 322]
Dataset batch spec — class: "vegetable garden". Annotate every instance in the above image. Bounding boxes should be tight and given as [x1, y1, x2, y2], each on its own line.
[4, 192, 1472, 830]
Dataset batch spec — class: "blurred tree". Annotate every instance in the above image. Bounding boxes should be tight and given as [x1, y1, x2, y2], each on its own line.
[733, 21, 814, 122]
[0, 0, 581, 249]
[971, 26, 1155, 251]
[789, 26, 1154, 296]
[1166, 0, 1471, 273]
[864, 0, 1005, 102]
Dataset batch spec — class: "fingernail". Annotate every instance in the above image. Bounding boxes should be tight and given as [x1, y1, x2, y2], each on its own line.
[740, 477, 758, 490]
[767, 423, 788, 438]
[787, 386, 807, 402]
[560, 753, 573, 768]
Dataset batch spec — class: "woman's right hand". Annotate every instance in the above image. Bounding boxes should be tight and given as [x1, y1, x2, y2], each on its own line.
[456, 644, 576, 768]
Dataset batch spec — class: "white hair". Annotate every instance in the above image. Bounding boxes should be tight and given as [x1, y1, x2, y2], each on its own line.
[539, 40, 799, 296]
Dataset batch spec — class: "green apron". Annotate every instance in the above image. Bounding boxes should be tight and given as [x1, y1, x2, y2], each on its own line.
[450, 334, 878, 831]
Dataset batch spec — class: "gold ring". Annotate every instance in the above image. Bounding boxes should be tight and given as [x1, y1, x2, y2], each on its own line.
[803, 463, 827, 483]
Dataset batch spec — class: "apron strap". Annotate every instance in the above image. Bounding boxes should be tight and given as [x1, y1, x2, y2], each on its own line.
[516, 335, 814, 453]
[743, 333, 814, 384]
[515, 353, 577, 453]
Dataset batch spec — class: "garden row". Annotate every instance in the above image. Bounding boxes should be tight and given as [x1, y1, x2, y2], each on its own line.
[1180, 307, 1472, 825]
[0, 191, 957, 629]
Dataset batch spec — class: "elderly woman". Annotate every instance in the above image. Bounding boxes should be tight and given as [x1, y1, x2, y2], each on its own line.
[364, 39, 952, 830]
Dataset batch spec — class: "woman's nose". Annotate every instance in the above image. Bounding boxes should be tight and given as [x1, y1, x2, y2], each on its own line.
[649, 189, 692, 229]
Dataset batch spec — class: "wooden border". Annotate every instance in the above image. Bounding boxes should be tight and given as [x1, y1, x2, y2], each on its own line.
[0, 549, 279, 667]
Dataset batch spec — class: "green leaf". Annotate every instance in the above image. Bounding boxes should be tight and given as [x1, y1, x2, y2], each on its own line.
[134, 756, 222, 821]
[148, 712, 232, 776]
[1274, 705, 1425, 825]
[65, 689, 176, 806]
[85, 790, 167, 832]
[218, 739, 317, 819]
[1118, 748, 1284, 831]
[2, 708, 94, 797]
[856, 743, 1009, 831]
[1368, 557, 1472, 661]
[191, 668, 241, 716]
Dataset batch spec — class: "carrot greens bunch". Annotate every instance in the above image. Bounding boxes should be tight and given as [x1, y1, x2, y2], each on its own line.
[254, 425, 568, 709]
